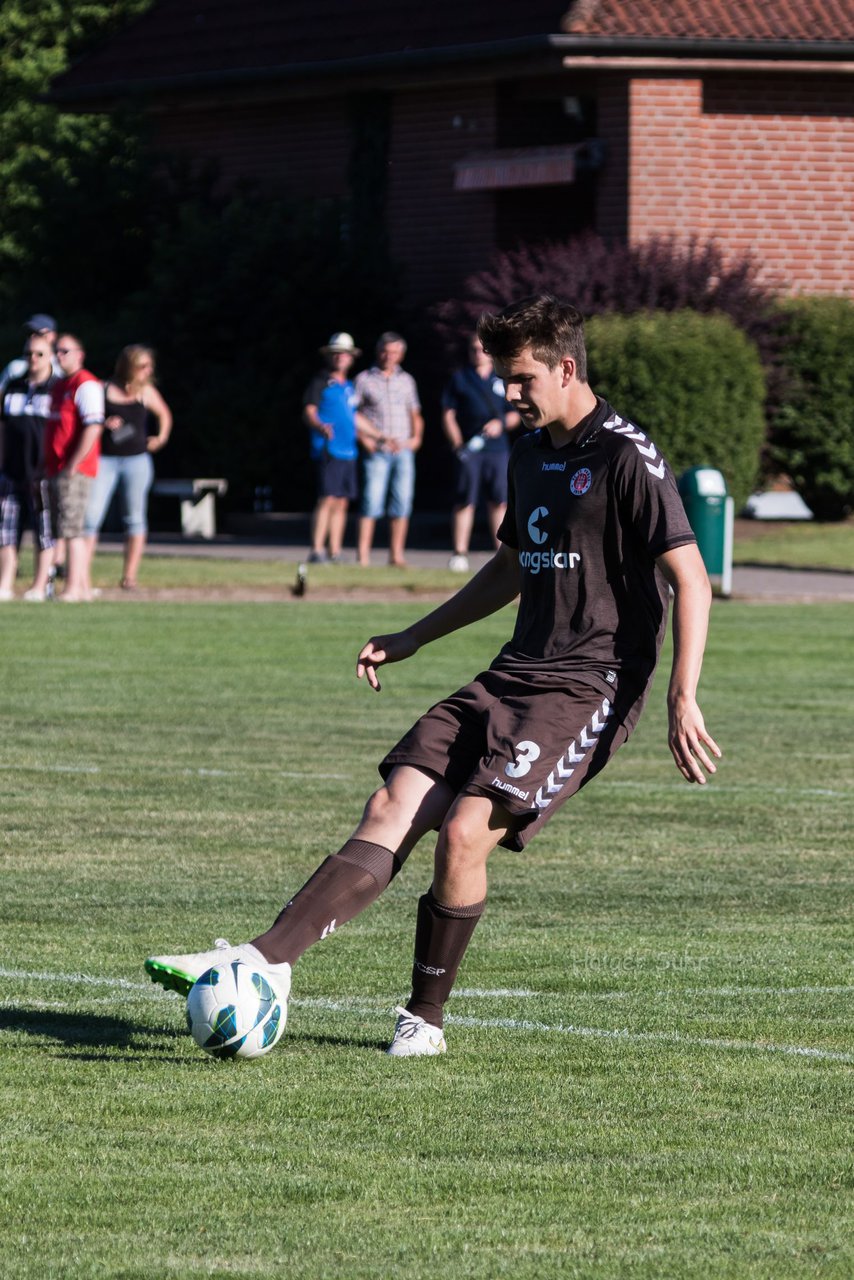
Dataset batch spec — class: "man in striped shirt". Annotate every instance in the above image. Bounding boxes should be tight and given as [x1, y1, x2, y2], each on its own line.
[355, 333, 423, 567]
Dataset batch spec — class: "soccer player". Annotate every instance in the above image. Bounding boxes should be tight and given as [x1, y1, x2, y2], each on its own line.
[146, 295, 720, 1056]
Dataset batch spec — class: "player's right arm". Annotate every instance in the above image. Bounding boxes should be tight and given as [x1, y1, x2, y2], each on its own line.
[357, 544, 520, 691]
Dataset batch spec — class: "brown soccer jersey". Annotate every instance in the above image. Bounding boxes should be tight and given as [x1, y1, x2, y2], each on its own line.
[494, 396, 695, 683]
[381, 397, 697, 850]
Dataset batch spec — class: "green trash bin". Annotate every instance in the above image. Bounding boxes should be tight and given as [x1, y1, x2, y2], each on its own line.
[677, 467, 734, 596]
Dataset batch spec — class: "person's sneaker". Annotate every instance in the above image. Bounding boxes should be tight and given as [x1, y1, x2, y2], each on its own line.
[307, 550, 328, 564]
[448, 553, 469, 573]
[0, 589, 14, 602]
[22, 588, 47, 602]
[144, 937, 292, 1002]
[386, 1005, 447, 1057]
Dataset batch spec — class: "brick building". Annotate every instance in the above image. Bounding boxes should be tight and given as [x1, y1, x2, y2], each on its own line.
[53, 0, 854, 303]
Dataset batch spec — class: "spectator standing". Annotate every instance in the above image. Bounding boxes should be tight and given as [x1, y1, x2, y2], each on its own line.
[0, 314, 59, 397]
[355, 333, 423, 567]
[83, 345, 172, 590]
[442, 334, 520, 572]
[0, 333, 58, 601]
[303, 333, 370, 564]
[45, 334, 104, 602]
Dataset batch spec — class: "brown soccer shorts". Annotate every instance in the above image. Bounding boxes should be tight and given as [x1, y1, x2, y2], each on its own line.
[380, 666, 651, 850]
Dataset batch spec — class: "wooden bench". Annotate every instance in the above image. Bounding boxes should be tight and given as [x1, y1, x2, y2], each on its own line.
[151, 478, 228, 539]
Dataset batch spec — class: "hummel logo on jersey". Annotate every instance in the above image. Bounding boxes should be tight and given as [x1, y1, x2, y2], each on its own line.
[542, 461, 566, 472]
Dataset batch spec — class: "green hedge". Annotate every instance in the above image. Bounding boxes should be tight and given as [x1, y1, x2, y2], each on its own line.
[770, 297, 854, 521]
[586, 310, 766, 510]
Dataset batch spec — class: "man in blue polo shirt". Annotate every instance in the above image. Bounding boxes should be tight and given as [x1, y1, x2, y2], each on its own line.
[441, 334, 520, 572]
[303, 333, 370, 563]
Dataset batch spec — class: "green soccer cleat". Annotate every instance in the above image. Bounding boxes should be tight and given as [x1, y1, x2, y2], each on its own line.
[144, 938, 292, 1002]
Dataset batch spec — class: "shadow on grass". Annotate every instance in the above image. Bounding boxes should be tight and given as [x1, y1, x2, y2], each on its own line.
[289, 1028, 388, 1052]
[0, 1006, 187, 1057]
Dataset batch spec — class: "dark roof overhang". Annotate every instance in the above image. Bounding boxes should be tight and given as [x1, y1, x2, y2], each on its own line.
[49, 33, 854, 110]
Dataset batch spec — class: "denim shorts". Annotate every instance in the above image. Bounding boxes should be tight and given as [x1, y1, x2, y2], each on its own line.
[361, 448, 415, 519]
[84, 451, 154, 537]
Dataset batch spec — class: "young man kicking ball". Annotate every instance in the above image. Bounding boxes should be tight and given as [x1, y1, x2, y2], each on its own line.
[145, 295, 720, 1056]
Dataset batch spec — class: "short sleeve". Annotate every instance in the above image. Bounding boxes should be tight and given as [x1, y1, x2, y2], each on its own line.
[441, 373, 460, 413]
[496, 447, 520, 548]
[75, 380, 105, 425]
[612, 435, 695, 557]
[406, 373, 421, 413]
[303, 375, 325, 408]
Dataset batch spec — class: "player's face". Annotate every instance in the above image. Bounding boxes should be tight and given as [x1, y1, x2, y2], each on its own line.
[494, 346, 566, 431]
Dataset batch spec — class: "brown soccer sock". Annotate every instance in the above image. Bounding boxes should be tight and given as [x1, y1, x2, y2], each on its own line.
[406, 887, 485, 1029]
[251, 839, 400, 966]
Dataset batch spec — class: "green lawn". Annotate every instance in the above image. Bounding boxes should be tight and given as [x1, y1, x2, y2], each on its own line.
[732, 517, 854, 571]
[1, 599, 852, 1278]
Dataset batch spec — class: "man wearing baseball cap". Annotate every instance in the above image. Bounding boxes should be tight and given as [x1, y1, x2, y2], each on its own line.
[0, 314, 60, 397]
[302, 333, 371, 563]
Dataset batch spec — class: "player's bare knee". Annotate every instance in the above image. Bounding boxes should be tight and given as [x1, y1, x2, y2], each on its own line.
[438, 811, 490, 871]
[361, 785, 395, 827]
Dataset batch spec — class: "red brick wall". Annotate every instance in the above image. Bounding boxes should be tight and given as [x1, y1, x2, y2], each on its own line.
[628, 74, 854, 296]
[386, 84, 496, 301]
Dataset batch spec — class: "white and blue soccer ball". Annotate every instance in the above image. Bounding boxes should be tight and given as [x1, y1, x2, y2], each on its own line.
[186, 960, 285, 1060]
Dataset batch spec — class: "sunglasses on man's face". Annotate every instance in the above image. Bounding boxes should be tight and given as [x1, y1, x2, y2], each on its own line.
[55, 347, 78, 355]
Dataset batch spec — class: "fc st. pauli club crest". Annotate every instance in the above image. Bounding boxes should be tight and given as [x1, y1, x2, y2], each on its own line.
[570, 466, 592, 496]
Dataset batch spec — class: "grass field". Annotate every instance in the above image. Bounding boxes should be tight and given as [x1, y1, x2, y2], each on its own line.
[1, 595, 852, 1278]
[732, 517, 854, 571]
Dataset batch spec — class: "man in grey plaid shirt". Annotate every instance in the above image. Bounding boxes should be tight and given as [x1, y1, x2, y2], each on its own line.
[355, 332, 424, 567]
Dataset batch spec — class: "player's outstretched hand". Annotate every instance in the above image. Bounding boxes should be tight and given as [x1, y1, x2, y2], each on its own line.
[356, 629, 418, 692]
[668, 695, 722, 784]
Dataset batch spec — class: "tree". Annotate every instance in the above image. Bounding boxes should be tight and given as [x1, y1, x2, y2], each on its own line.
[0, 0, 153, 316]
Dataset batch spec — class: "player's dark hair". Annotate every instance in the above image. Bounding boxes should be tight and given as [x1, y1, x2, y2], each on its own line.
[477, 294, 588, 381]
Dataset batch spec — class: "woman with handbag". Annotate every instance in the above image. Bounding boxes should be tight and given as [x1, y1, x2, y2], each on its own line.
[83, 345, 172, 590]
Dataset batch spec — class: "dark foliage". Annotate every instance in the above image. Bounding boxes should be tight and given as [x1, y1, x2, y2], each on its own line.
[433, 231, 783, 402]
[769, 298, 854, 521]
[587, 311, 766, 509]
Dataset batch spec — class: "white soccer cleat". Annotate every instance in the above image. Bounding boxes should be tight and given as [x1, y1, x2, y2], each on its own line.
[144, 937, 291, 1003]
[386, 1005, 447, 1057]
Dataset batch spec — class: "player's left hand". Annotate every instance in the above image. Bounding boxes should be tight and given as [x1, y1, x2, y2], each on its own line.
[356, 629, 419, 692]
[667, 694, 721, 784]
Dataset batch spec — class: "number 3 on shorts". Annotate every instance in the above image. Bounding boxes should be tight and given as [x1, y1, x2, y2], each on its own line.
[505, 740, 541, 779]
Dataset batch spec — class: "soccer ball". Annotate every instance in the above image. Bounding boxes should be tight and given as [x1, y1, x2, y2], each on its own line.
[186, 960, 285, 1060]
